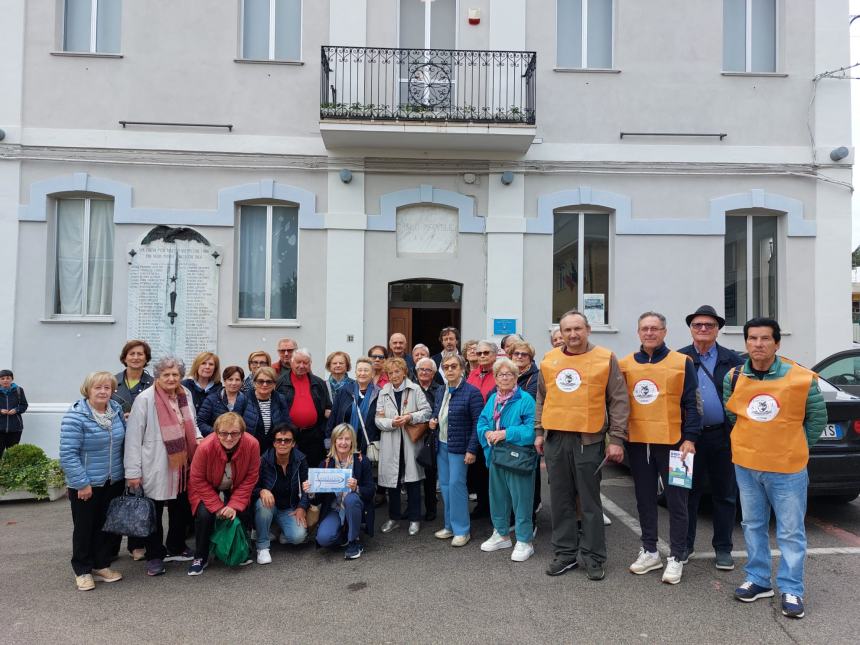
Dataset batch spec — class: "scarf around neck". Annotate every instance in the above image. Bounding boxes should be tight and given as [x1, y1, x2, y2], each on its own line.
[154, 384, 198, 495]
[493, 386, 518, 431]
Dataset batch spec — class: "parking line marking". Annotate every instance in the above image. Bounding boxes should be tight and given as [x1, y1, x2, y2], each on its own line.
[688, 547, 860, 560]
[806, 516, 860, 547]
[601, 494, 671, 555]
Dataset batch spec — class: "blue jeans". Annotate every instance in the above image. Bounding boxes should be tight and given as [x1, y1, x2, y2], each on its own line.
[735, 465, 808, 596]
[316, 492, 363, 547]
[254, 499, 308, 550]
[437, 441, 470, 536]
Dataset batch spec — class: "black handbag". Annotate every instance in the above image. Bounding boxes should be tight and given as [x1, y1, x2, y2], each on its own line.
[102, 487, 156, 537]
[491, 441, 538, 475]
[416, 429, 437, 470]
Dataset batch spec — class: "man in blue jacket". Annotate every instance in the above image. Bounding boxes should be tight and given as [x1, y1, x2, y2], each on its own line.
[678, 305, 743, 571]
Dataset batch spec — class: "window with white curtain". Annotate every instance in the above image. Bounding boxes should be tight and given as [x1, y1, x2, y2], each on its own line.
[557, 0, 613, 69]
[723, 0, 776, 73]
[724, 214, 779, 326]
[63, 0, 122, 54]
[238, 205, 299, 320]
[241, 0, 302, 61]
[553, 212, 611, 325]
[54, 198, 114, 316]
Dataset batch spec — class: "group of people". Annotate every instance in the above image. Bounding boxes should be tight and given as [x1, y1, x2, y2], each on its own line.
[57, 310, 824, 620]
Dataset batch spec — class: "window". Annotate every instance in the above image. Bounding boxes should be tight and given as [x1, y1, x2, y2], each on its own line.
[552, 212, 610, 324]
[54, 198, 114, 316]
[241, 0, 302, 61]
[238, 205, 298, 320]
[724, 214, 778, 326]
[62, 0, 122, 54]
[557, 0, 613, 69]
[723, 0, 776, 73]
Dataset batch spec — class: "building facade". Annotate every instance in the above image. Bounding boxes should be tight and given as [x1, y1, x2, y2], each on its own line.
[0, 0, 853, 455]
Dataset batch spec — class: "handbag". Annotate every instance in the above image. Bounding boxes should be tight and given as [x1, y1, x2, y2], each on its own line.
[416, 429, 436, 470]
[352, 394, 380, 463]
[305, 503, 321, 529]
[405, 422, 429, 443]
[102, 487, 156, 538]
[210, 516, 250, 567]
[491, 441, 538, 475]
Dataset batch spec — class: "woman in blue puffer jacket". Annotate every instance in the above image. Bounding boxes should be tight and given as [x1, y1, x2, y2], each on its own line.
[59, 371, 126, 591]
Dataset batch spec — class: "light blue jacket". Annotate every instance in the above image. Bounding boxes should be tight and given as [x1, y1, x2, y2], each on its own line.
[60, 399, 125, 490]
[477, 388, 536, 463]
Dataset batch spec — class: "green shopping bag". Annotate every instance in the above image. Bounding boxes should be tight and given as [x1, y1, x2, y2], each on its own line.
[210, 517, 250, 567]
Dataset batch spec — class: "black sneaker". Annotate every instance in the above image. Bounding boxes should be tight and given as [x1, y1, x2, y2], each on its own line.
[781, 593, 805, 619]
[187, 558, 208, 576]
[345, 541, 364, 560]
[585, 562, 606, 581]
[545, 558, 578, 577]
[715, 551, 735, 570]
[734, 581, 775, 602]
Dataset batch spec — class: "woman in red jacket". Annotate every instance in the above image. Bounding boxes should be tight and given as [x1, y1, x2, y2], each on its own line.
[187, 412, 260, 575]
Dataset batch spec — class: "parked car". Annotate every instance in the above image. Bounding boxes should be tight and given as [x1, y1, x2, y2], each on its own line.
[812, 348, 860, 396]
[808, 376, 860, 502]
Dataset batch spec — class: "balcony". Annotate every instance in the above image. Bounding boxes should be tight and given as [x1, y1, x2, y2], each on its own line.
[319, 46, 537, 153]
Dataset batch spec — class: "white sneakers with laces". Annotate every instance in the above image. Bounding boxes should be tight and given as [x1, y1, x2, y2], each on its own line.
[511, 542, 534, 562]
[661, 556, 683, 584]
[480, 530, 513, 552]
[629, 548, 663, 575]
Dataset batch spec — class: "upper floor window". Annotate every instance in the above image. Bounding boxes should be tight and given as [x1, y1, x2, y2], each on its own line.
[54, 197, 114, 316]
[63, 0, 122, 54]
[553, 211, 610, 325]
[241, 0, 302, 61]
[238, 204, 298, 320]
[723, 0, 776, 73]
[557, 0, 613, 69]
[724, 214, 778, 327]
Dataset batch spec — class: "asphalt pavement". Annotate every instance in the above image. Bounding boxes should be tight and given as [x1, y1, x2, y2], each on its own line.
[2, 465, 859, 645]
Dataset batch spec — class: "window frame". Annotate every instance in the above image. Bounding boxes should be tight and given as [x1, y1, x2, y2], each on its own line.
[239, 0, 303, 63]
[552, 209, 613, 327]
[235, 203, 300, 323]
[556, 0, 615, 71]
[723, 212, 782, 328]
[48, 195, 115, 321]
[722, 0, 779, 74]
[60, 0, 122, 55]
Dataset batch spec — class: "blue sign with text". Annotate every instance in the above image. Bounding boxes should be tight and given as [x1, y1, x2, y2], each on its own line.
[493, 318, 517, 335]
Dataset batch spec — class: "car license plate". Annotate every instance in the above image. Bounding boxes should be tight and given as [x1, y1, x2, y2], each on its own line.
[820, 423, 843, 440]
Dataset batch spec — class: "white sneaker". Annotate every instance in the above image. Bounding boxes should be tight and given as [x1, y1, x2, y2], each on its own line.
[629, 548, 663, 575]
[511, 541, 534, 562]
[603, 513, 612, 526]
[256, 549, 272, 565]
[662, 556, 683, 584]
[451, 534, 471, 547]
[480, 530, 513, 552]
[434, 528, 454, 539]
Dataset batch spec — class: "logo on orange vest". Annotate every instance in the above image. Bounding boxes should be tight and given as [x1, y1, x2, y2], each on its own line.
[747, 394, 780, 422]
[555, 368, 582, 392]
[632, 379, 659, 405]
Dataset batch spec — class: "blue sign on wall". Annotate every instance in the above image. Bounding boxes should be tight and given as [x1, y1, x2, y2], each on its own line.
[493, 318, 517, 335]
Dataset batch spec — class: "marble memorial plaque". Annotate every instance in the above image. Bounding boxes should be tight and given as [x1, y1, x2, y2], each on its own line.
[127, 227, 221, 367]
[396, 205, 458, 255]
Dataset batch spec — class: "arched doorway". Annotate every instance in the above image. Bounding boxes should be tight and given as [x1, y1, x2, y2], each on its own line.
[388, 279, 462, 354]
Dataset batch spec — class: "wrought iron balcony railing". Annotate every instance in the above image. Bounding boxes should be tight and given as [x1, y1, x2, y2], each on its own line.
[320, 46, 536, 124]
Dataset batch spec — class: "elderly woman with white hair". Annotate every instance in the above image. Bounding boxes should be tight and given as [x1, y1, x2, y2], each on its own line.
[276, 347, 332, 468]
[124, 355, 202, 577]
[415, 356, 443, 522]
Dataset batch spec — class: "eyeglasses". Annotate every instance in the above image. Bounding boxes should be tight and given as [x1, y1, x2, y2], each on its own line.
[370, 354, 385, 360]
[512, 351, 531, 358]
[417, 367, 435, 373]
[496, 372, 516, 379]
[442, 364, 460, 370]
[217, 431, 242, 439]
[691, 322, 717, 330]
[277, 348, 295, 354]
[639, 327, 665, 334]
[476, 350, 492, 356]
[273, 437, 294, 445]
[250, 360, 268, 366]
[255, 379, 275, 385]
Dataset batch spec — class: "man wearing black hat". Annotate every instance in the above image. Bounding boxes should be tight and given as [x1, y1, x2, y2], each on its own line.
[678, 305, 743, 570]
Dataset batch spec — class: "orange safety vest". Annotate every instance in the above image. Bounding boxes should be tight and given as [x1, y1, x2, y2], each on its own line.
[726, 363, 814, 474]
[539, 345, 612, 434]
[619, 351, 688, 445]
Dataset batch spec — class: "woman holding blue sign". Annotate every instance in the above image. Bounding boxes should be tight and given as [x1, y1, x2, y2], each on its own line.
[305, 423, 375, 559]
[477, 357, 537, 563]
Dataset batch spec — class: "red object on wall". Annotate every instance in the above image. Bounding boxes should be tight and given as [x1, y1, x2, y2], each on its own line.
[468, 17, 480, 25]
[468, 9, 480, 25]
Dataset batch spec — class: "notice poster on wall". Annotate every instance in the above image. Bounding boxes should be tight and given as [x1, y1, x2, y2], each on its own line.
[583, 293, 605, 326]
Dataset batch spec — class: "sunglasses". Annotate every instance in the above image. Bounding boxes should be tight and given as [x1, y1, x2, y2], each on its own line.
[691, 322, 717, 330]
[370, 354, 385, 360]
[250, 361, 269, 366]
[273, 437, 294, 445]
[512, 351, 531, 358]
[255, 379, 275, 385]
[442, 364, 460, 370]
[217, 431, 242, 439]
[476, 350, 492, 356]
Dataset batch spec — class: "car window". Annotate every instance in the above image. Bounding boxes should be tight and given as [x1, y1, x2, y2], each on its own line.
[816, 356, 860, 387]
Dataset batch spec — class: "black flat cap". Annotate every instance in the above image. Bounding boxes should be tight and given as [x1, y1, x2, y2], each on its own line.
[685, 305, 725, 329]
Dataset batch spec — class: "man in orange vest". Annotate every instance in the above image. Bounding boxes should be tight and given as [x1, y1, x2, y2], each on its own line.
[535, 310, 629, 581]
[723, 318, 825, 620]
[620, 312, 701, 585]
